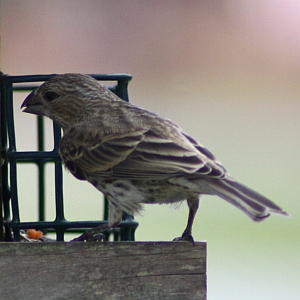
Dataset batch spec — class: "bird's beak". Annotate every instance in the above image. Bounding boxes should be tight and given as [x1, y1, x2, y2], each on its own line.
[21, 91, 45, 116]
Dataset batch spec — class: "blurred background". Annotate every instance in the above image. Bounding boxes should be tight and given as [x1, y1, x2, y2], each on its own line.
[1, 1, 299, 299]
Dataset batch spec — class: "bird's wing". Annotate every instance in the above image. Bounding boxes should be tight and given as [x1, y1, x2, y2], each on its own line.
[112, 130, 227, 179]
[59, 121, 227, 180]
[59, 122, 147, 180]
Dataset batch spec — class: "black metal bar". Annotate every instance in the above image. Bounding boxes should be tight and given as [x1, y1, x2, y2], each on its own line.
[3, 82, 21, 241]
[0, 73, 3, 241]
[5, 83, 16, 152]
[7, 219, 138, 231]
[0, 82, 12, 240]
[37, 116, 45, 221]
[4, 73, 132, 84]
[52, 121, 65, 241]
[116, 80, 130, 102]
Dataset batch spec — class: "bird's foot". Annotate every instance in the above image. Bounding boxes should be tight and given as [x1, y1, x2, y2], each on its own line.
[70, 224, 108, 242]
[173, 234, 195, 244]
[71, 232, 106, 242]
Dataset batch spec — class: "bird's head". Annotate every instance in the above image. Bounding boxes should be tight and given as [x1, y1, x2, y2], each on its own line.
[21, 73, 116, 131]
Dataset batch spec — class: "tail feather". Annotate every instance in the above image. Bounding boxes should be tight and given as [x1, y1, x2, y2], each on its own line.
[205, 179, 289, 221]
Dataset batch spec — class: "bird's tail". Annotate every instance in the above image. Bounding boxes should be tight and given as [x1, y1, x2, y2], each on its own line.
[205, 178, 289, 221]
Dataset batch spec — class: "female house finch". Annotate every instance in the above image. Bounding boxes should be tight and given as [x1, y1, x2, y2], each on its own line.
[21, 73, 288, 242]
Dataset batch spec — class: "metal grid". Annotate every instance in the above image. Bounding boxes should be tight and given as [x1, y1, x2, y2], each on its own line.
[0, 73, 138, 241]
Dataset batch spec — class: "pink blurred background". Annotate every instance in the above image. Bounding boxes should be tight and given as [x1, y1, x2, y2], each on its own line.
[1, 1, 299, 299]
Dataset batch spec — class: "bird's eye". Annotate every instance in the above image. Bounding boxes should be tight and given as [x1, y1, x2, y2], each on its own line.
[44, 91, 59, 102]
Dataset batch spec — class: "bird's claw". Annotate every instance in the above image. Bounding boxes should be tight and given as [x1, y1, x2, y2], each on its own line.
[173, 234, 195, 244]
[92, 233, 106, 242]
[70, 232, 106, 242]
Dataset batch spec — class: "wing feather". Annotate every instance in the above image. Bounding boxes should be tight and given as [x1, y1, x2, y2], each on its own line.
[59, 122, 227, 180]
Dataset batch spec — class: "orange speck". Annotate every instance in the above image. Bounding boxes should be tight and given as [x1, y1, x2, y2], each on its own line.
[27, 229, 44, 240]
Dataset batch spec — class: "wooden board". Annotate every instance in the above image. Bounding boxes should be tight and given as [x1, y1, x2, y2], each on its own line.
[0, 241, 206, 300]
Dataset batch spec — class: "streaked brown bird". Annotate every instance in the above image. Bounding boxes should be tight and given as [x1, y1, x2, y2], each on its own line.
[21, 73, 288, 242]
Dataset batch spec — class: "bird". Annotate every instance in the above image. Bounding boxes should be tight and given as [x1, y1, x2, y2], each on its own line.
[21, 73, 289, 242]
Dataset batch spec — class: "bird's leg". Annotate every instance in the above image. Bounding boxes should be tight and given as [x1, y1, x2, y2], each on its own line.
[173, 195, 199, 243]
